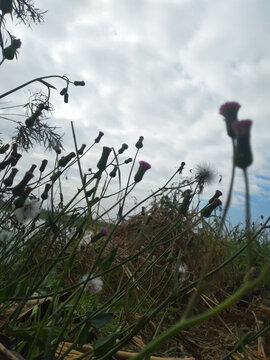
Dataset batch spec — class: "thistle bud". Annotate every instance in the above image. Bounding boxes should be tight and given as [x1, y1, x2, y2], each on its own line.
[97, 146, 112, 172]
[134, 160, 151, 183]
[0, 156, 15, 170]
[14, 187, 32, 209]
[91, 227, 109, 244]
[208, 190, 222, 204]
[74, 81, 85, 86]
[3, 168, 18, 187]
[232, 120, 253, 169]
[60, 87, 68, 96]
[39, 159, 48, 173]
[50, 171, 62, 183]
[200, 198, 222, 218]
[0, 0, 13, 14]
[109, 166, 117, 178]
[13, 172, 34, 196]
[41, 184, 51, 200]
[178, 190, 192, 215]
[2, 38, 21, 60]
[64, 93, 69, 103]
[178, 161, 186, 174]
[10, 153, 22, 166]
[118, 143, 128, 154]
[94, 131, 104, 143]
[219, 101, 241, 138]
[28, 164, 37, 173]
[25, 109, 42, 128]
[11, 143, 18, 156]
[0, 144, 10, 154]
[124, 157, 132, 164]
[135, 136, 144, 149]
[78, 144, 86, 155]
[58, 152, 76, 167]
[53, 145, 62, 154]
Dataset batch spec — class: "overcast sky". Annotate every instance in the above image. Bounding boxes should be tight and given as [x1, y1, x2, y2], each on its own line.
[1, 0, 270, 225]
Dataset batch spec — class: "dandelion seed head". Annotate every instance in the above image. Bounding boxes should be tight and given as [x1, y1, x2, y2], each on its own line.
[81, 275, 103, 295]
[14, 198, 40, 223]
[195, 163, 216, 186]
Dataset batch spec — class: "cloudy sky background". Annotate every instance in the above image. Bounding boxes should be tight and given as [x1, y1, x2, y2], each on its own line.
[1, 0, 270, 225]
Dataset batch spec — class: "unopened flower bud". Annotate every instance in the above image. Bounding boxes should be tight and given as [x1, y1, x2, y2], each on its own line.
[50, 171, 62, 183]
[91, 227, 109, 243]
[135, 136, 144, 149]
[60, 87, 68, 96]
[53, 145, 62, 154]
[94, 131, 104, 143]
[12, 172, 34, 196]
[41, 184, 51, 200]
[64, 93, 69, 103]
[219, 101, 241, 138]
[97, 146, 112, 172]
[178, 161, 186, 174]
[74, 81, 85, 86]
[2, 38, 22, 60]
[118, 143, 128, 154]
[11, 143, 18, 156]
[208, 190, 222, 204]
[58, 152, 76, 167]
[0, 156, 15, 170]
[10, 153, 22, 166]
[109, 166, 117, 178]
[28, 164, 37, 173]
[25, 109, 42, 127]
[232, 120, 253, 169]
[4, 168, 18, 187]
[0, 144, 10, 154]
[14, 187, 32, 209]
[0, 0, 13, 14]
[200, 198, 222, 218]
[78, 144, 86, 155]
[39, 159, 48, 173]
[134, 160, 151, 183]
[124, 157, 132, 164]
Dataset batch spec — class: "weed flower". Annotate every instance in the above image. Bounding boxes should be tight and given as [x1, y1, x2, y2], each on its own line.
[200, 198, 222, 218]
[14, 197, 40, 223]
[208, 190, 222, 204]
[134, 160, 151, 183]
[3, 168, 18, 187]
[91, 227, 109, 243]
[81, 275, 103, 295]
[195, 164, 215, 186]
[219, 101, 241, 138]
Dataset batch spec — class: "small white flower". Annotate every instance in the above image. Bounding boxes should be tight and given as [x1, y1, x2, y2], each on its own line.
[81, 274, 103, 295]
[14, 198, 40, 224]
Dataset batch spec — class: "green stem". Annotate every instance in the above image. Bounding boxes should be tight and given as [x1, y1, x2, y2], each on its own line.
[131, 264, 270, 360]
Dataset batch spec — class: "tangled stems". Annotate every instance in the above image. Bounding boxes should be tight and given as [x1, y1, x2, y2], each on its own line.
[181, 138, 236, 320]
[131, 264, 270, 360]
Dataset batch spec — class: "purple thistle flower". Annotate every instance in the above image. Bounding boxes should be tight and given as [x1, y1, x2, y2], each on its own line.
[219, 101, 241, 138]
[219, 102, 241, 119]
[100, 227, 109, 237]
[97, 146, 112, 172]
[134, 160, 151, 183]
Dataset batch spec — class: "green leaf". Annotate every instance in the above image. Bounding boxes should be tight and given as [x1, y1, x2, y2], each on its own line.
[38, 79, 57, 89]
[93, 333, 118, 357]
[90, 312, 114, 329]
